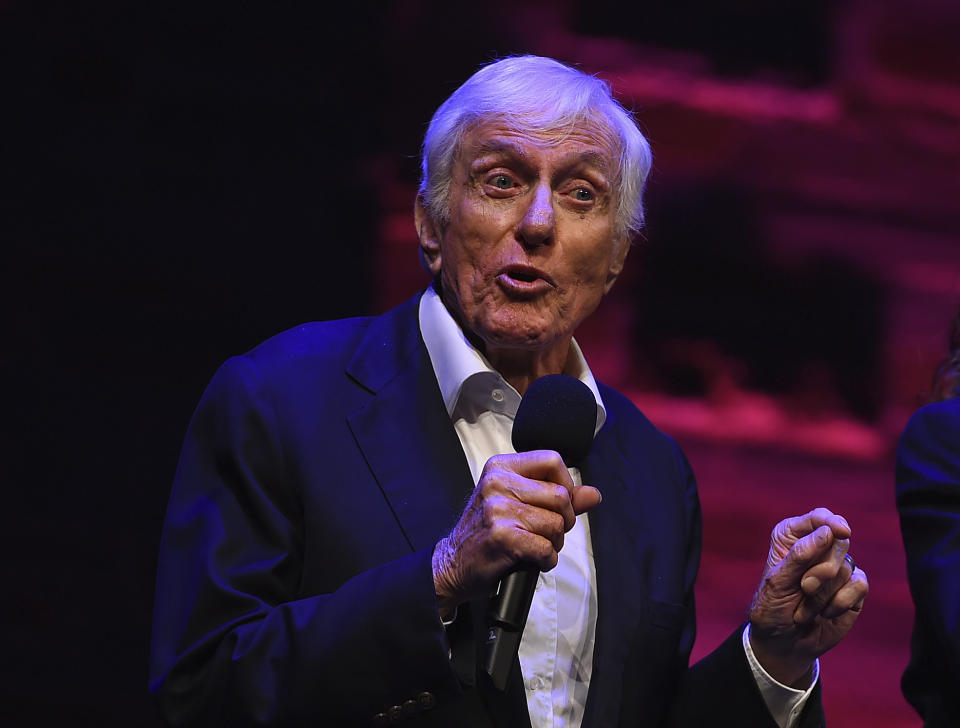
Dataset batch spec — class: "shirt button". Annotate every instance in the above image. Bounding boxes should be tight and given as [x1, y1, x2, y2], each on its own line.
[417, 691, 437, 710]
[528, 675, 544, 691]
[491, 388, 504, 402]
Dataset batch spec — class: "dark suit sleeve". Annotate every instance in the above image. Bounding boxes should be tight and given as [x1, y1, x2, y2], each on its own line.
[589, 389, 824, 727]
[664, 450, 825, 728]
[668, 627, 824, 728]
[896, 400, 960, 724]
[150, 356, 462, 726]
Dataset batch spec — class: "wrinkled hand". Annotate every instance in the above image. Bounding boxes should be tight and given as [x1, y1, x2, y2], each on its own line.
[748, 507, 869, 687]
[432, 450, 601, 617]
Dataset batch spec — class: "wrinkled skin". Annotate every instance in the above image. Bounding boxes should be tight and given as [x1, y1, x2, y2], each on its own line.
[418, 117, 620, 614]
[416, 117, 629, 394]
[748, 507, 869, 685]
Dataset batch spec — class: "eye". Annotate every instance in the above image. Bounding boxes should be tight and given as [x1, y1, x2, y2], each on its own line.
[491, 174, 514, 190]
[572, 187, 594, 202]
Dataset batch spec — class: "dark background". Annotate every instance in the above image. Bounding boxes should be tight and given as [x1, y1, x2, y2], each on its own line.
[5, 2, 959, 725]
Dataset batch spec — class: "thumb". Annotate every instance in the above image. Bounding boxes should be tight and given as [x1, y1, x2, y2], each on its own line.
[571, 485, 602, 516]
[768, 524, 835, 591]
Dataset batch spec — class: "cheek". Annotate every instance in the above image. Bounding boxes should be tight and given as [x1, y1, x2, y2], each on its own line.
[570, 242, 617, 286]
[440, 242, 491, 310]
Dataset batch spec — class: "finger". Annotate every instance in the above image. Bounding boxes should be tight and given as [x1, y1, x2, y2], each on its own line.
[767, 509, 845, 568]
[510, 499, 567, 553]
[819, 569, 869, 619]
[795, 539, 853, 622]
[768, 524, 836, 589]
[480, 461, 577, 530]
[800, 537, 850, 595]
[774, 508, 851, 545]
[778, 508, 849, 542]
[796, 567, 869, 623]
[491, 450, 576, 493]
[492, 522, 561, 572]
[508, 478, 577, 531]
[571, 485, 602, 515]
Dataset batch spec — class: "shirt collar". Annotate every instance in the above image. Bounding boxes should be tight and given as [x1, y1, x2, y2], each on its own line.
[418, 285, 607, 434]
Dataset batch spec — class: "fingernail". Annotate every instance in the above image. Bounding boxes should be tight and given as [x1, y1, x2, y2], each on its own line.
[596, 490, 602, 504]
[816, 527, 831, 545]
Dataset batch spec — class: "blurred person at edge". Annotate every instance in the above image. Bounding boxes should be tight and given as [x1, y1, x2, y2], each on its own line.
[897, 304, 960, 727]
[150, 55, 868, 727]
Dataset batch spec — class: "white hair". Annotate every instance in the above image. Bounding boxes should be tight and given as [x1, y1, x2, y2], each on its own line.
[419, 55, 652, 242]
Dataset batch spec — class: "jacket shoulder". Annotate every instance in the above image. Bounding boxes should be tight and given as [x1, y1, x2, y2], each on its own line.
[901, 398, 960, 438]
[243, 316, 374, 371]
[598, 382, 685, 457]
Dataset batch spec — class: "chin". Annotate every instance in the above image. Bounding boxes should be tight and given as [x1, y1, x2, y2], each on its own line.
[482, 320, 561, 350]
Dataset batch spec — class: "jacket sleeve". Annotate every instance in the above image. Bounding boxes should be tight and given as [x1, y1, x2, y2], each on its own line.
[896, 401, 960, 722]
[667, 627, 824, 728]
[149, 355, 463, 726]
[665, 446, 825, 728]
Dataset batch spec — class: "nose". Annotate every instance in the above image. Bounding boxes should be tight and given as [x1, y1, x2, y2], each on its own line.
[516, 183, 555, 248]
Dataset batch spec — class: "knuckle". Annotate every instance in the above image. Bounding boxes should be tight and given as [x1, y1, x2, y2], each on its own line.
[550, 485, 571, 510]
[481, 455, 515, 481]
[540, 448, 563, 464]
[507, 539, 528, 564]
[482, 497, 506, 524]
[792, 538, 813, 561]
[488, 521, 513, 548]
[539, 511, 563, 538]
[477, 471, 505, 495]
[534, 535, 555, 559]
[540, 546, 560, 570]
[486, 453, 508, 469]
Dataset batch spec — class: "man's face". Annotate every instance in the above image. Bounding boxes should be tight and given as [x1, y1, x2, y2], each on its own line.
[418, 117, 629, 359]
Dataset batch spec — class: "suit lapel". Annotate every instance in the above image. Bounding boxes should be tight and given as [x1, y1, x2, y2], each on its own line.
[579, 412, 646, 728]
[345, 294, 475, 552]
[345, 295, 529, 726]
[346, 304, 656, 726]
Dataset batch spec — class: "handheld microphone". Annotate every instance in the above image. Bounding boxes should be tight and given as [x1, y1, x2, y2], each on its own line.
[483, 373, 596, 691]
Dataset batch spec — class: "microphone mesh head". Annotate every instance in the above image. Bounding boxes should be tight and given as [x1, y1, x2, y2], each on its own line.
[511, 374, 596, 466]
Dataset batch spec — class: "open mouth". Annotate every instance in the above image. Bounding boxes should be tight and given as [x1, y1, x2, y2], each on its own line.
[501, 265, 553, 286]
[509, 270, 538, 283]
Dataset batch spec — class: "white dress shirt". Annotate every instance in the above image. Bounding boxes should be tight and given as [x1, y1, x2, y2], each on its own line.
[418, 286, 816, 727]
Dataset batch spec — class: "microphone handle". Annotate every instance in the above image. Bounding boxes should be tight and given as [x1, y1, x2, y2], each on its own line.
[483, 563, 539, 690]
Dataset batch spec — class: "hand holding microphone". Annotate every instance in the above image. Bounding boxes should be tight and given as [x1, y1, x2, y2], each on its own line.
[431, 375, 600, 690]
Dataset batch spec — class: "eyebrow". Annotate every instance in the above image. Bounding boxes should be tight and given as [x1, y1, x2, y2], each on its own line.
[469, 138, 615, 178]
[471, 138, 530, 162]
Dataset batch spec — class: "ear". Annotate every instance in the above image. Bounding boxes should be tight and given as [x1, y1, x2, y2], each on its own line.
[603, 236, 631, 294]
[415, 196, 443, 277]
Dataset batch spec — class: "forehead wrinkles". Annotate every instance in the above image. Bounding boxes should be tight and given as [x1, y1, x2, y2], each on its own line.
[457, 116, 621, 174]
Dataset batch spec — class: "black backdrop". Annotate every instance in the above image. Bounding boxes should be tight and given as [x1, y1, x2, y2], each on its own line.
[2, 4, 521, 724]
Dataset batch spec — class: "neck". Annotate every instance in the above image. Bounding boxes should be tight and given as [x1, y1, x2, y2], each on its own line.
[482, 341, 575, 396]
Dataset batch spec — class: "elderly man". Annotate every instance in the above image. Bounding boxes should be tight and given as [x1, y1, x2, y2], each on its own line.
[150, 56, 868, 727]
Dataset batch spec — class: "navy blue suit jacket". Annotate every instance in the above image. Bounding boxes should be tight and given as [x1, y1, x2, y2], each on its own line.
[896, 398, 960, 727]
[150, 292, 822, 727]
